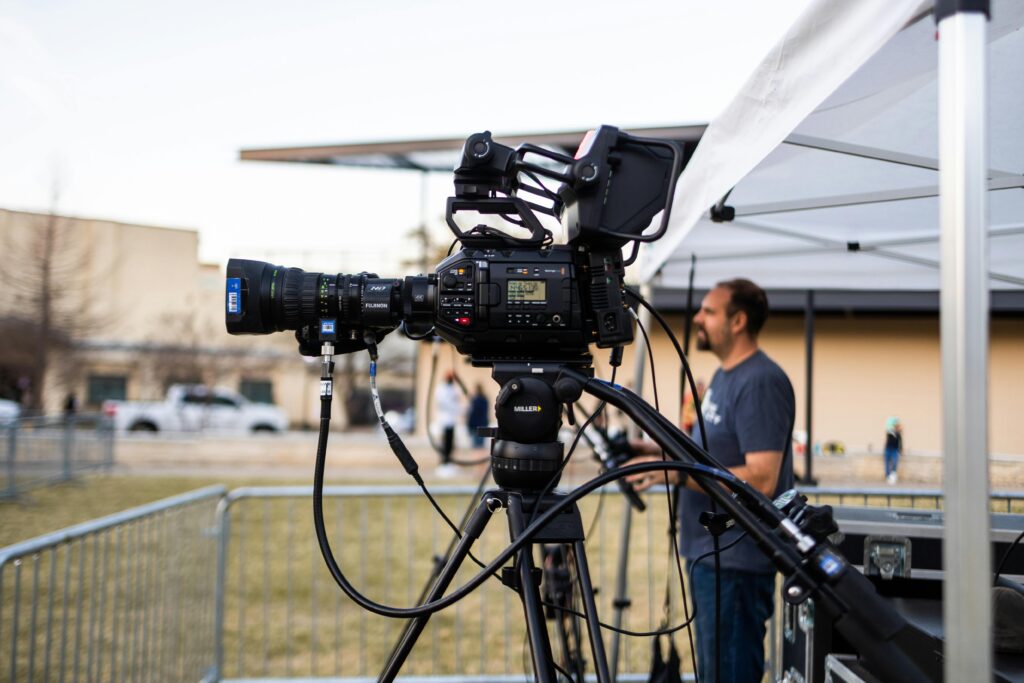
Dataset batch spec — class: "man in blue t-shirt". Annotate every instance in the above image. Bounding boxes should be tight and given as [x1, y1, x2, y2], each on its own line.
[629, 278, 795, 683]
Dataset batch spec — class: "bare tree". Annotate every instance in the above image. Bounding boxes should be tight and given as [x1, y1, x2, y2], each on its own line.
[0, 208, 107, 412]
[144, 311, 278, 394]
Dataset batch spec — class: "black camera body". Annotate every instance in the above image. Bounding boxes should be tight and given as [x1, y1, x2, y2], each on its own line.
[433, 244, 631, 364]
[226, 126, 681, 368]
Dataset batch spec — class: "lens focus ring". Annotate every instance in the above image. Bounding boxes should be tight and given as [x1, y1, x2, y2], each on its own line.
[298, 272, 321, 327]
[280, 267, 305, 330]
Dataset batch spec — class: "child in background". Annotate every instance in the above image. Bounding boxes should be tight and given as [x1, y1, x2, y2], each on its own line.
[884, 417, 903, 484]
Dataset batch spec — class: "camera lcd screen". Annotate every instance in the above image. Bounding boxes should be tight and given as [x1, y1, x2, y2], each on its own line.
[508, 280, 546, 301]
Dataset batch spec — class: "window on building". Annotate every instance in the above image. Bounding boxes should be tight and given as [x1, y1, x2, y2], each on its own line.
[240, 379, 274, 404]
[87, 375, 127, 406]
[212, 394, 239, 408]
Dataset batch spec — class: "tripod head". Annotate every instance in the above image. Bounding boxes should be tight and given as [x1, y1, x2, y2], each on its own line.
[487, 361, 592, 491]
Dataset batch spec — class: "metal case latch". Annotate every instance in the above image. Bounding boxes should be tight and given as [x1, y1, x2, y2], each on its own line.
[863, 536, 911, 580]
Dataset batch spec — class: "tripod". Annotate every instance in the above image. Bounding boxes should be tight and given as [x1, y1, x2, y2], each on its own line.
[311, 352, 940, 683]
[379, 361, 613, 683]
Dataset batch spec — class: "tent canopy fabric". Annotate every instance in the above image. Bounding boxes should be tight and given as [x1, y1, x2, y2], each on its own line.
[640, 0, 1024, 291]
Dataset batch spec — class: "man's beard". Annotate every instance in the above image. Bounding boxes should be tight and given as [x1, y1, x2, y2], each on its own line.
[695, 327, 711, 351]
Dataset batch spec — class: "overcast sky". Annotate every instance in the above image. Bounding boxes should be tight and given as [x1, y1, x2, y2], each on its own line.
[1, 0, 814, 272]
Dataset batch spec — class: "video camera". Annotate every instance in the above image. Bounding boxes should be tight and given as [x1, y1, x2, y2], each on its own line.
[222, 127, 946, 683]
[225, 126, 682, 365]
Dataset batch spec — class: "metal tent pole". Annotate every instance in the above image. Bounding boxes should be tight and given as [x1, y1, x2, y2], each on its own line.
[803, 290, 816, 485]
[630, 285, 653, 432]
[937, 2, 991, 680]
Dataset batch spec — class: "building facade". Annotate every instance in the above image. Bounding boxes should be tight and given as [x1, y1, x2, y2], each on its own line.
[413, 303, 1024, 458]
[0, 209, 324, 426]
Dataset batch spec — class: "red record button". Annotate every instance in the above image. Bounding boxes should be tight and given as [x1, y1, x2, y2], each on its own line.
[456, 317, 472, 326]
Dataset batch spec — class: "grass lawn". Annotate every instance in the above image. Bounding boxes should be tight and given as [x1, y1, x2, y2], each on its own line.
[1, 473, 700, 679]
[1, 475, 241, 548]
[10, 474, 1014, 680]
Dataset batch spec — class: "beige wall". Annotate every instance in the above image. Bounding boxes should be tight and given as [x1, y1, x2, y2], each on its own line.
[5, 207, 1018, 444]
[413, 313, 1024, 457]
[0, 208, 319, 425]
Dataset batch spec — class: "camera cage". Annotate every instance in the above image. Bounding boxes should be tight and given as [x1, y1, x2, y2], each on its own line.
[445, 126, 683, 257]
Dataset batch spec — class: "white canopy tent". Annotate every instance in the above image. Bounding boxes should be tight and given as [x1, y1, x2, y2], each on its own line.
[641, 0, 1023, 291]
[639, 0, 1021, 678]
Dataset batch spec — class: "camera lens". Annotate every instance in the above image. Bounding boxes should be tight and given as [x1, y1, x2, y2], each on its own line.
[226, 258, 430, 337]
[226, 259, 308, 334]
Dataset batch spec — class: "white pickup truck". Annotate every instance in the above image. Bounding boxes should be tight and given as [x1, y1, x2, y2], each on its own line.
[103, 385, 289, 434]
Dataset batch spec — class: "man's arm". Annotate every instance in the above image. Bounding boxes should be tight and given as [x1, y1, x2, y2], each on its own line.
[625, 449, 783, 495]
[727, 450, 784, 497]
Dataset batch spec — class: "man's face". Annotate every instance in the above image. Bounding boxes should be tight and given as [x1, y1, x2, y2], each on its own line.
[693, 286, 736, 355]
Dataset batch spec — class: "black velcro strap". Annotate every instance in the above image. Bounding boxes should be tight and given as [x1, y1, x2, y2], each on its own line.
[936, 0, 991, 23]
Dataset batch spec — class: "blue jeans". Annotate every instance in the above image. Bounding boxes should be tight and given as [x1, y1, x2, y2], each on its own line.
[689, 561, 775, 683]
[884, 447, 900, 476]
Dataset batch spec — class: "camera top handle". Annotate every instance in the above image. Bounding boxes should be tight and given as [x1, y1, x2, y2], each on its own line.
[446, 127, 682, 255]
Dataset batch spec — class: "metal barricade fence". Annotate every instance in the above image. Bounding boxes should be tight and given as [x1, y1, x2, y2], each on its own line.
[4, 482, 1022, 683]
[212, 485, 1024, 682]
[2, 414, 116, 499]
[213, 485, 687, 682]
[797, 485, 1024, 513]
[0, 485, 225, 683]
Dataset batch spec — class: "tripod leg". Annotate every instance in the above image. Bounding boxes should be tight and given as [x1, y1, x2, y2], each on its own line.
[507, 495, 558, 683]
[385, 466, 492, 666]
[378, 493, 498, 683]
[546, 545, 586, 682]
[609, 496, 634, 679]
[572, 540, 612, 683]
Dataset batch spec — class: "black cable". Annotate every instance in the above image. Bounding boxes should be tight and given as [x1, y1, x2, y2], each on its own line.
[608, 313, 717, 682]
[995, 529, 1024, 583]
[688, 532, 748, 593]
[400, 321, 435, 340]
[711, 512, 722, 683]
[625, 286, 707, 451]
[520, 168, 560, 203]
[366, 344, 489, 572]
[632, 287, 717, 681]
[635, 310, 698, 678]
[499, 213, 527, 227]
[315, 348, 773, 620]
[583, 370, 785, 683]
[584, 484, 607, 541]
[692, 523, 733, 683]
[536, 531, 749, 639]
[416, 482, 488, 571]
[668, 485, 699, 680]
[594, 380, 766, 512]
[551, 658, 575, 682]
[315, 392, 742, 619]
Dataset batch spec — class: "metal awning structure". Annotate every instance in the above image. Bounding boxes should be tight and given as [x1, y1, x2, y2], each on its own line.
[239, 125, 706, 172]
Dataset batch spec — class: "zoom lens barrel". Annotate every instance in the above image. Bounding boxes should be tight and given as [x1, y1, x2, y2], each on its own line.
[226, 258, 432, 337]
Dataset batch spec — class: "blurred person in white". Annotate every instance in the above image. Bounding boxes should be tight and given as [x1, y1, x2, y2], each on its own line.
[433, 371, 463, 478]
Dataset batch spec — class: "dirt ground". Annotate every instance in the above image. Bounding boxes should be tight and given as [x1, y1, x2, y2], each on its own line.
[108, 429, 1024, 490]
